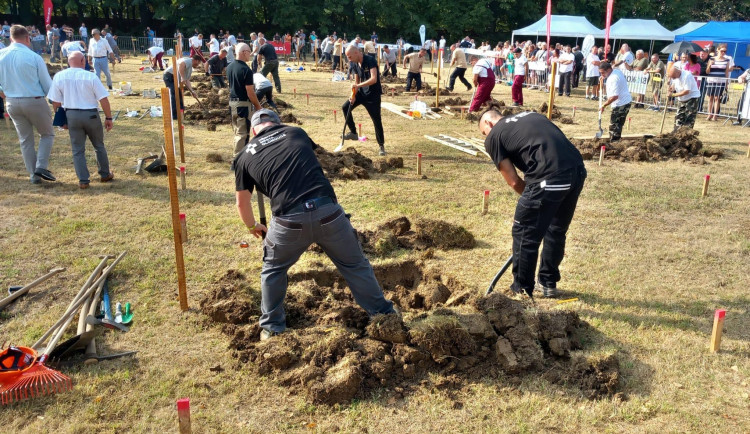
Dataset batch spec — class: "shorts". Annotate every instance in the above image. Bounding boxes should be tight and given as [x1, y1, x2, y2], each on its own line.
[587, 76, 600, 86]
[650, 77, 663, 94]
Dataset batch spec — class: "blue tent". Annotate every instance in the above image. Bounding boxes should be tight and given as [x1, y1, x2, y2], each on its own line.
[674, 21, 750, 76]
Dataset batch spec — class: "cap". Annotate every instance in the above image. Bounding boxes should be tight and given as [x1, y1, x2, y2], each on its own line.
[251, 109, 281, 129]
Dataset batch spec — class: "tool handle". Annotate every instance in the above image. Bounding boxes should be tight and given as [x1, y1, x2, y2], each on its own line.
[0, 267, 66, 309]
[256, 192, 267, 240]
[485, 255, 513, 295]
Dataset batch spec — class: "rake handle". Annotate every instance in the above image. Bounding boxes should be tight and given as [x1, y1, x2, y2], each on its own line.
[0, 268, 65, 310]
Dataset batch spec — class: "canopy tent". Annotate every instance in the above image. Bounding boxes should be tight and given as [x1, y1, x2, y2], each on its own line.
[672, 22, 705, 35]
[608, 19, 674, 40]
[511, 15, 604, 43]
[674, 21, 750, 76]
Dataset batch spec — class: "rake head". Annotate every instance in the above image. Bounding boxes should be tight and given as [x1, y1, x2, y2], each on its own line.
[0, 358, 71, 405]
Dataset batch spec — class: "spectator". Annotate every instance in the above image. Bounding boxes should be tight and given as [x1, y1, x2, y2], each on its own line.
[102, 29, 121, 64]
[646, 54, 666, 110]
[146, 27, 155, 45]
[632, 49, 649, 108]
[696, 49, 710, 111]
[88, 29, 114, 90]
[511, 47, 527, 106]
[614, 44, 633, 71]
[557, 45, 574, 97]
[585, 46, 601, 100]
[46, 24, 60, 62]
[572, 46, 584, 88]
[705, 45, 733, 121]
[685, 54, 700, 84]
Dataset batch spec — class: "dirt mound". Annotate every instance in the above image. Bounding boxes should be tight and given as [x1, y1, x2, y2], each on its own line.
[202, 260, 621, 405]
[356, 217, 475, 256]
[205, 153, 224, 163]
[279, 112, 302, 125]
[439, 97, 470, 107]
[464, 100, 572, 124]
[47, 63, 63, 77]
[571, 127, 722, 163]
[275, 98, 294, 109]
[382, 76, 406, 84]
[314, 147, 401, 180]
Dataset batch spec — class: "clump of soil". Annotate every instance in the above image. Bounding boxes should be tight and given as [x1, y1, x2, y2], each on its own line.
[205, 153, 224, 163]
[184, 88, 294, 131]
[202, 260, 621, 405]
[464, 100, 572, 124]
[314, 147, 402, 180]
[571, 127, 722, 163]
[382, 75, 406, 84]
[438, 97, 470, 107]
[279, 112, 302, 125]
[356, 216, 475, 256]
[47, 63, 63, 77]
[275, 98, 294, 109]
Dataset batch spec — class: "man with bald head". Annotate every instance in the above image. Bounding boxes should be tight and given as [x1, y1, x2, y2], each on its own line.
[47, 51, 115, 189]
[667, 65, 701, 130]
[257, 37, 281, 93]
[614, 43, 634, 71]
[227, 42, 263, 163]
[341, 44, 386, 155]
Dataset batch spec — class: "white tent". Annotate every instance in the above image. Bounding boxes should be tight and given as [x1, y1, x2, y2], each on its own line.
[512, 15, 604, 43]
[608, 19, 674, 40]
[672, 22, 706, 36]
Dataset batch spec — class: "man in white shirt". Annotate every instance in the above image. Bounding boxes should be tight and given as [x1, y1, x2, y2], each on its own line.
[511, 48, 527, 106]
[422, 39, 432, 62]
[585, 46, 601, 100]
[598, 61, 632, 141]
[614, 44, 634, 71]
[163, 55, 203, 120]
[557, 45, 575, 97]
[208, 34, 220, 57]
[147, 45, 165, 70]
[668, 65, 701, 130]
[252, 72, 277, 111]
[79, 23, 88, 40]
[189, 33, 205, 63]
[469, 55, 495, 112]
[47, 51, 114, 189]
[88, 29, 114, 89]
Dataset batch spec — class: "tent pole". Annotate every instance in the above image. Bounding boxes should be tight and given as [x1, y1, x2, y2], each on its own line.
[511, 32, 515, 45]
[649, 40, 654, 56]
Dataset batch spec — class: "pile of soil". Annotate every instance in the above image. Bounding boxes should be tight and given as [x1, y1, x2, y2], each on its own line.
[47, 63, 63, 77]
[202, 262, 621, 405]
[571, 127, 722, 163]
[465, 100, 573, 124]
[356, 216, 475, 256]
[183, 87, 299, 131]
[382, 76, 406, 84]
[314, 146, 403, 180]
[436, 97, 470, 107]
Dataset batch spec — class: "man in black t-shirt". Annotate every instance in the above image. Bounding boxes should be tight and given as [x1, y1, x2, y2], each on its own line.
[227, 43, 262, 161]
[257, 37, 281, 93]
[479, 109, 587, 299]
[341, 45, 386, 155]
[206, 49, 228, 89]
[234, 109, 396, 340]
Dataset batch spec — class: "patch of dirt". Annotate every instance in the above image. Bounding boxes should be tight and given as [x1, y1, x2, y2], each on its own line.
[571, 127, 722, 163]
[279, 112, 302, 125]
[202, 261, 621, 405]
[47, 63, 63, 77]
[205, 153, 224, 163]
[355, 216, 475, 256]
[463, 100, 573, 125]
[314, 147, 402, 180]
[184, 88, 297, 131]
[382, 75, 406, 84]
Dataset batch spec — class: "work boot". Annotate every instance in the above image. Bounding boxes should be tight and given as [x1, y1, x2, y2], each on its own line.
[466, 85, 472, 91]
[100, 172, 115, 182]
[379, 145, 386, 156]
[342, 132, 358, 141]
[536, 283, 558, 298]
[260, 329, 281, 341]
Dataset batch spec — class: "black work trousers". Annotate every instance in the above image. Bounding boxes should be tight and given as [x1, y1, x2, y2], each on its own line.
[449, 67, 471, 90]
[511, 166, 586, 295]
[342, 95, 384, 146]
[558, 71, 572, 96]
[163, 72, 183, 120]
[406, 72, 422, 91]
[382, 62, 397, 77]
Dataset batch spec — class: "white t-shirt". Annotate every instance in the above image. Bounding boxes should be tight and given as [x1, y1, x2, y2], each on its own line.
[616, 51, 634, 71]
[189, 35, 202, 48]
[606, 69, 632, 107]
[439, 38, 446, 49]
[79, 26, 87, 38]
[209, 38, 220, 53]
[671, 69, 701, 101]
[47, 67, 109, 110]
[88, 37, 113, 58]
[61, 41, 85, 57]
[147, 46, 164, 57]
[586, 53, 600, 78]
[472, 58, 494, 77]
[558, 52, 575, 73]
[227, 34, 237, 46]
[514, 55, 527, 76]
[253, 73, 272, 90]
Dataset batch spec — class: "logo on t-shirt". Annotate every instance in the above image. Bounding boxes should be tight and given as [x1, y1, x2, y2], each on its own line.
[247, 131, 287, 155]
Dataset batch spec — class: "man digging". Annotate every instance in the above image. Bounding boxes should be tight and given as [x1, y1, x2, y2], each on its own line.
[342, 44, 387, 156]
[667, 65, 701, 130]
[234, 109, 396, 340]
[478, 109, 586, 298]
[598, 61, 631, 141]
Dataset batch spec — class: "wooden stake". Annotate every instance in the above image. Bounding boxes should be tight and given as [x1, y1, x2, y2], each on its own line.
[659, 101, 668, 135]
[334, 110, 337, 123]
[391, 88, 394, 97]
[746, 140, 749, 158]
[179, 166, 186, 190]
[546, 61, 558, 120]
[160, 87, 189, 311]
[306, 94, 309, 105]
[377, 45, 382, 68]
[709, 309, 726, 353]
[572, 106, 576, 118]
[171, 56, 186, 164]
[701, 174, 710, 197]
[628, 117, 632, 131]
[294, 88, 296, 99]
[180, 213, 188, 243]
[435, 49, 442, 110]
[598, 145, 605, 166]
[481, 190, 490, 215]
[177, 398, 191, 434]
[358, 123, 362, 137]
[417, 153, 422, 175]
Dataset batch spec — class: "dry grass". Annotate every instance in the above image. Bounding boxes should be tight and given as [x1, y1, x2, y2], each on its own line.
[1, 55, 749, 432]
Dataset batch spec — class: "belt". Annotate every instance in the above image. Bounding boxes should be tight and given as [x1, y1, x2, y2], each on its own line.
[277, 197, 336, 216]
[65, 108, 97, 111]
[275, 208, 343, 230]
[94, 56, 107, 58]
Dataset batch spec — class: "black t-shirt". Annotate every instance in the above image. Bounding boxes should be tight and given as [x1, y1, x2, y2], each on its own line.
[258, 43, 278, 61]
[698, 58, 708, 76]
[459, 41, 471, 48]
[207, 54, 227, 75]
[484, 112, 583, 184]
[226, 60, 254, 117]
[234, 125, 337, 215]
[351, 54, 382, 99]
[574, 51, 584, 65]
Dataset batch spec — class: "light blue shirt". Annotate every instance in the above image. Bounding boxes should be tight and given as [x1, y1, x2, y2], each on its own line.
[0, 42, 52, 97]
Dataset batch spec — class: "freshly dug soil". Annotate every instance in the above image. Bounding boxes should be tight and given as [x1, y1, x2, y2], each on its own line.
[314, 147, 402, 180]
[205, 153, 224, 163]
[47, 63, 63, 77]
[279, 112, 302, 125]
[571, 127, 722, 163]
[354, 216, 475, 256]
[465, 100, 573, 124]
[184, 88, 297, 130]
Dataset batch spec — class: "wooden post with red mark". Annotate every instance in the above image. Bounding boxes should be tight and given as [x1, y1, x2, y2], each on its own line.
[746, 140, 749, 158]
[598, 145, 605, 166]
[710, 309, 726, 353]
[572, 106, 576, 118]
[702, 174, 710, 197]
[334, 110, 337, 123]
[177, 398, 191, 433]
[417, 153, 422, 175]
[628, 117, 632, 131]
[358, 123, 362, 138]
[179, 213, 188, 244]
[306, 94, 310, 105]
[293, 88, 296, 99]
[179, 166, 186, 190]
[482, 190, 490, 215]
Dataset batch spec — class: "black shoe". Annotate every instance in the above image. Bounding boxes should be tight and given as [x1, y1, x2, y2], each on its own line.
[34, 168, 56, 182]
[466, 85, 472, 91]
[108, 86, 113, 90]
[342, 132, 358, 141]
[446, 87, 453, 92]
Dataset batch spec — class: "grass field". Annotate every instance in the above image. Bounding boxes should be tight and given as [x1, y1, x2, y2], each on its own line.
[1, 55, 749, 433]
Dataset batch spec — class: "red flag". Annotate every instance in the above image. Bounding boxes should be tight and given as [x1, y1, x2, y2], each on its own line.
[604, 0, 614, 56]
[44, 0, 53, 26]
[546, 0, 552, 63]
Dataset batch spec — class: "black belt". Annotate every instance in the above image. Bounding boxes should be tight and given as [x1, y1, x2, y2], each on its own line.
[94, 56, 107, 58]
[277, 197, 336, 216]
[65, 108, 97, 111]
[275, 208, 343, 230]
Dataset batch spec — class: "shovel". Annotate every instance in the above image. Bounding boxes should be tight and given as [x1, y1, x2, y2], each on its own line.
[334, 86, 357, 152]
[485, 255, 513, 295]
[595, 77, 604, 139]
[49, 328, 106, 361]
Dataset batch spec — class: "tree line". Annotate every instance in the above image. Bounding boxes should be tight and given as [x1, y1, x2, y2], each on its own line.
[3, 0, 748, 44]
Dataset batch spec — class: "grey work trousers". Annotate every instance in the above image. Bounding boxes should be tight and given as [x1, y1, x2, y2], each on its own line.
[65, 109, 111, 184]
[260, 203, 395, 332]
[6, 97, 54, 182]
[93, 57, 112, 88]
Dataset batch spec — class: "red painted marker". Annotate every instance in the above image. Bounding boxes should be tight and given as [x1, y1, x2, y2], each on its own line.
[358, 123, 362, 137]
[482, 190, 490, 215]
[417, 153, 422, 175]
[179, 213, 187, 243]
[177, 398, 191, 434]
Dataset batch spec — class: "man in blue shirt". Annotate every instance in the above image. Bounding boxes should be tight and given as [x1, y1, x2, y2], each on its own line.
[0, 25, 56, 184]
